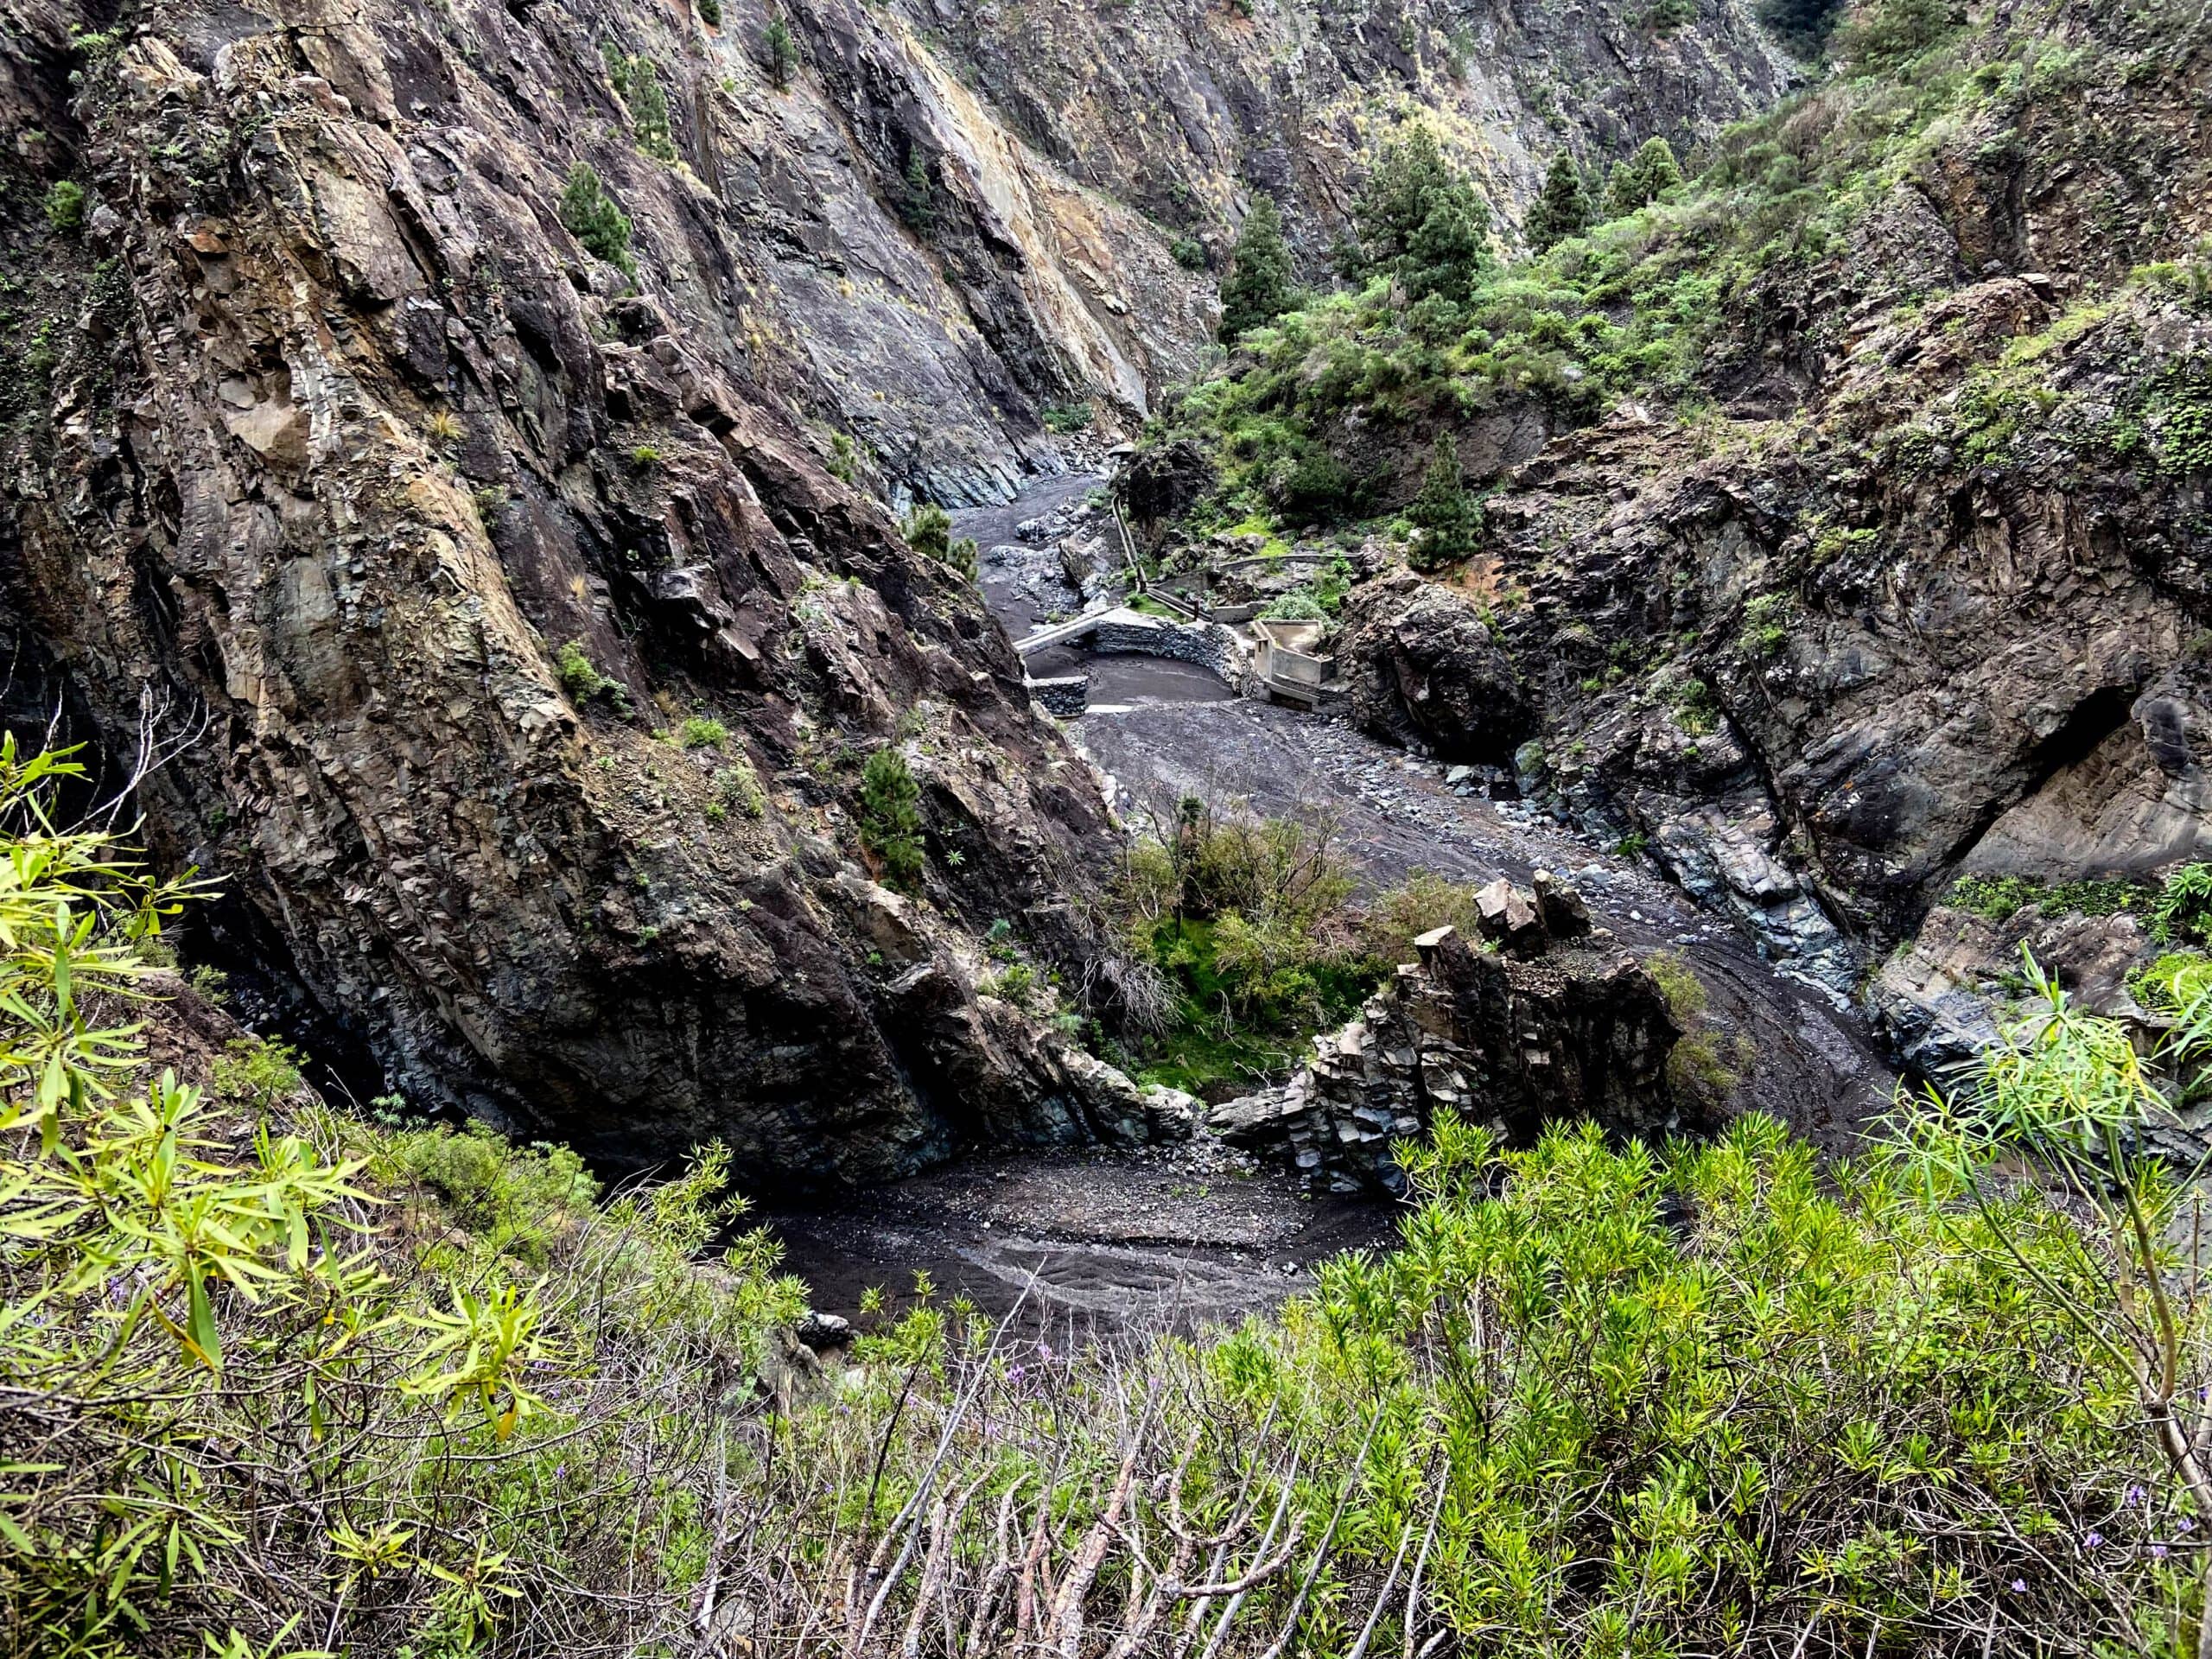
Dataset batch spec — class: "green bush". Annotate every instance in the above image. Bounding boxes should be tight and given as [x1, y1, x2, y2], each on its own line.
[859, 745, 925, 891]
[1406, 434, 1481, 569]
[764, 15, 798, 88]
[1041, 401, 1093, 434]
[903, 501, 979, 577]
[1170, 234, 1207, 270]
[714, 758, 767, 818]
[2155, 862, 2212, 944]
[42, 179, 86, 235]
[208, 1033, 305, 1112]
[558, 162, 634, 272]
[0, 739, 806, 1657]
[698, 0, 721, 23]
[1218, 194, 1294, 344]
[678, 715, 730, 749]
[554, 639, 632, 714]
[1522, 150, 1592, 252]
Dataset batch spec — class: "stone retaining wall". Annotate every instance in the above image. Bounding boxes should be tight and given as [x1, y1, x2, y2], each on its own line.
[1029, 675, 1090, 717]
[1091, 616, 1248, 686]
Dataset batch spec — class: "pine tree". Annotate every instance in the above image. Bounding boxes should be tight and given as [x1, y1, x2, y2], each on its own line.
[1604, 137, 1682, 217]
[902, 148, 936, 236]
[1350, 125, 1492, 299]
[1522, 151, 1593, 252]
[1217, 194, 1294, 345]
[622, 59, 677, 162]
[1407, 435, 1480, 571]
[765, 16, 798, 89]
[859, 747, 925, 892]
[559, 163, 634, 274]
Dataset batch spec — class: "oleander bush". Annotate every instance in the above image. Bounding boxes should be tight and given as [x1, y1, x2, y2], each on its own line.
[0, 740, 805, 1658]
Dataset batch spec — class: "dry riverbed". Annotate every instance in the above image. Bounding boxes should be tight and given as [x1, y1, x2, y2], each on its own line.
[766, 471, 1895, 1336]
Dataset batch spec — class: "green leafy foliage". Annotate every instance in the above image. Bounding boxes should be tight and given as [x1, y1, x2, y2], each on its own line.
[1347, 124, 1494, 305]
[553, 639, 632, 715]
[764, 15, 798, 88]
[1522, 151, 1592, 252]
[1218, 194, 1295, 344]
[613, 54, 677, 161]
[901, 147, 935, 235]
[0, 742, 806, 1656]
[1041, 401, 1093, 434]
[903, 501, 980, 578]
[1406, 434, 1481, 569]
[2154, 861, 2212, 944]
[42, 179, 86, 235]
[677, 715, 729, 749]
[858, 746, 925, 891]
[557, 162, 634, 273]
[1605, 137, 1683, 216]
[1946, 870, 2154, 926]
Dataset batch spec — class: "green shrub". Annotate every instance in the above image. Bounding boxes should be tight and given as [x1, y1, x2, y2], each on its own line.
[209, 1033, 306, 1112]
[1522, 151, 1592, 252]
[0, 738, 807, 1657]
[554, 639, 632, 714]
[2127, 949, 2212, 1014]
[1406, 434, 1480, 569]
[1218, 194, 1294, 344]
[1041, 401, 1093, 434]
[1257, 590, 1326, 621]
[2155, 861, 2212, 944]
[901, 147, 935, 234]
[714, 759, 767, 818]
[42, 178, 86, 235]
[765, 15, 798, 88]
[859, 745, 925, 891]
[903, 502, 979, 576]
[1170, 234, 1207, 270]
[698, 0, 721, 23]
[1738, 590, 1796, 657]
[558, 162, 634, 272]
[617, 55, 677, 161]
[678, 715, 729, 749]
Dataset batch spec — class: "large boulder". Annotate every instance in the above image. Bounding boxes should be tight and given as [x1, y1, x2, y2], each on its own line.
[1339, 577, 1531, 763]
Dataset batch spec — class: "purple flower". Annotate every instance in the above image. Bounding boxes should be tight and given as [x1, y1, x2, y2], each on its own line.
[2086, 1532, 2104, 1548]
[2011, 1579, 2026, 1592]
[2154, 1546, 2170, 1560]
[1007, 1365, 1026, 1383]
[2128, 1484, 2146, 1507]
[2182, 1518, 2197, 1534]
[1038, 1342, 1054, 1361]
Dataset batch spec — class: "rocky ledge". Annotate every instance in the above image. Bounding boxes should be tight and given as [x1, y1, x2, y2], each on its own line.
[1213, 873, 1686, 1192]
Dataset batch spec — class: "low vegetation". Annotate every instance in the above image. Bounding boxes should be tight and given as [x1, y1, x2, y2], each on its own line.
[8, 726, 2212, 1655]
[1107, 798, 1490, 1095]
[859, 744, 926, 891]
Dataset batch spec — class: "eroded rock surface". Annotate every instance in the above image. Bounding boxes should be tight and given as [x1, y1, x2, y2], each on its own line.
[1215, 881, 1684, 1192]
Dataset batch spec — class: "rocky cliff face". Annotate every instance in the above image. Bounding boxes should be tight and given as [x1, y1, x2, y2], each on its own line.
[889, 0, 1793, 273]
[0, 0, 1185, 1185]
[1241, 2, 2212, 1023]
[0, 0, 1797, 1185]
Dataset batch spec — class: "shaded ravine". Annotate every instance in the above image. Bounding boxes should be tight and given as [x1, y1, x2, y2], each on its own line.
[767, 471, 1894, 1336]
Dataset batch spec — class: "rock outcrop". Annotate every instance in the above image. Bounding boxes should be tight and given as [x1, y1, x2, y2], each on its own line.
[0, 0, 1179, 1188]
[1213, 878, 1684, 1192]
[1338, 576, 1531, 763]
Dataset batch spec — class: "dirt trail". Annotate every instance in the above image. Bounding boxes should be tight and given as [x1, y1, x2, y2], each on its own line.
[766, 475, 1893, 1336]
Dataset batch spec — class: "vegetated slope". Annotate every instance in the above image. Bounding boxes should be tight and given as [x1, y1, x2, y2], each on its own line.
[1142, 0, 2212, 1006]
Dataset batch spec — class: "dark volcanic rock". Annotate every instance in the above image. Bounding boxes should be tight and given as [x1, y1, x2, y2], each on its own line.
[1215, 887, 1685, 1193]
[1340, 578, 1532, 763]
[0, 0, 1172, 1190]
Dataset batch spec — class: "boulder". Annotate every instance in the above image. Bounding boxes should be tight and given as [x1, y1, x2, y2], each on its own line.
[1219, 921, 1688, 1193]
[1338, 578, 1531, 764]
